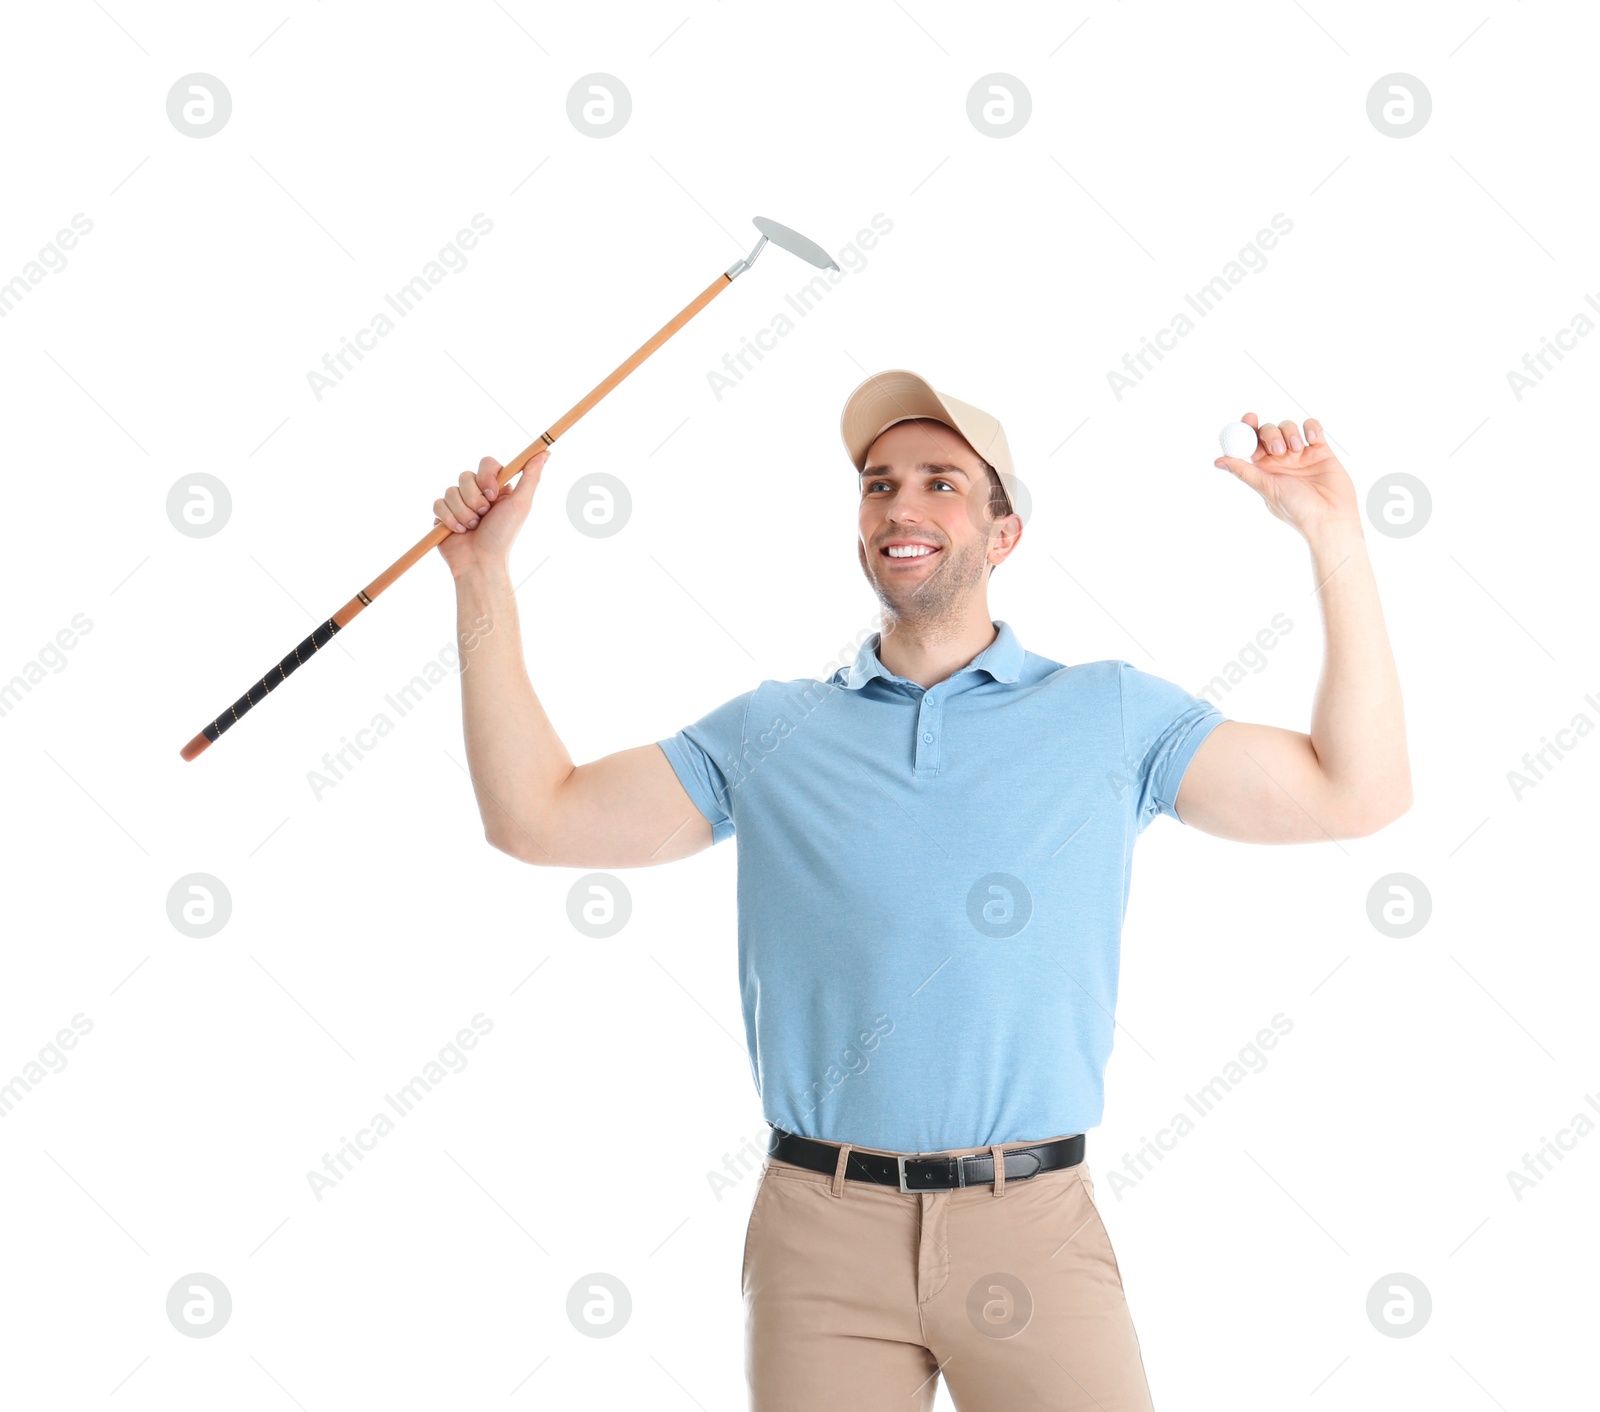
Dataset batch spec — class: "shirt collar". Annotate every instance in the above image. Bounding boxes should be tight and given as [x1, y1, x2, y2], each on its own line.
[842, 619, 1024, 691]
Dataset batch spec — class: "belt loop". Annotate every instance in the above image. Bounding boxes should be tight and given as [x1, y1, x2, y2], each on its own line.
[831, 1143, 852, 1198]
[990, 1145, 1006, 1197]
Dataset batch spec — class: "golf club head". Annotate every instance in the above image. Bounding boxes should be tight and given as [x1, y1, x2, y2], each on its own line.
[753, 216, 839, 272]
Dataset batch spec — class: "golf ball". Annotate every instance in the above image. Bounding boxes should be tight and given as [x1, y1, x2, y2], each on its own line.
[1218, 422, 1258, 459]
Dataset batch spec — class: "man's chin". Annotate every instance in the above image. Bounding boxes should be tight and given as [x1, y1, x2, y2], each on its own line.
[871, 572, 942, 613]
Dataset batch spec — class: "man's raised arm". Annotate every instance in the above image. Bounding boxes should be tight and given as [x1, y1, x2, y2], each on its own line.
[436, 452, 713, 868]
[1175, 413, 1412, 844]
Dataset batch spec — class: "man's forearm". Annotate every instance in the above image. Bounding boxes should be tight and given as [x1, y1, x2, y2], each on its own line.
[1305, 518, 1411, 816]
[455, 563, 571, 859]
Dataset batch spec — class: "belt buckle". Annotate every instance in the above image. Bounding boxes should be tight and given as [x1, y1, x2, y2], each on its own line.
[897, 1154, 964, 1192]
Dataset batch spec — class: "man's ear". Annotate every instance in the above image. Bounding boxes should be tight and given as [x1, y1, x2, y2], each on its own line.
[990, 513, 1022, 564]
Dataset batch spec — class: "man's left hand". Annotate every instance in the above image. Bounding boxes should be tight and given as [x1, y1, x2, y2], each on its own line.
[1214, 412, 1359, 539]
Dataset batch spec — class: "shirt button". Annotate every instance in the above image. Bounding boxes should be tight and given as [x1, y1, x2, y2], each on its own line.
[922, 732, 934, 743]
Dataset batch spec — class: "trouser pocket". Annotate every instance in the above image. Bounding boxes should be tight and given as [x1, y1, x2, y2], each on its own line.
[741, 1166, 771, 1297]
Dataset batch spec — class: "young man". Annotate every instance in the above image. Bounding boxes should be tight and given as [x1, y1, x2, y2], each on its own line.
[433, 368, 1410, 1411]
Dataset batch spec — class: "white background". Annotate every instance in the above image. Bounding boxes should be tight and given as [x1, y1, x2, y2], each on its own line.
[1, 1, 1595, 1407]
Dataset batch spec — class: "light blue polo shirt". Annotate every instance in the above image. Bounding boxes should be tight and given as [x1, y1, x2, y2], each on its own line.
[655, 619, 1226, 1154]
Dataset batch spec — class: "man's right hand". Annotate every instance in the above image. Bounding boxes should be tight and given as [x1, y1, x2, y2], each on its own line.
[434, 448, 550, 577]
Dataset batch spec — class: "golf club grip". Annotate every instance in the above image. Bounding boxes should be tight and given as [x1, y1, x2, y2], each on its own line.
[179, 618, 342, 761]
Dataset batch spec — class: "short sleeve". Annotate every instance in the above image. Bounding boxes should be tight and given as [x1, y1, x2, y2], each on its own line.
[655, 688, 756, 845]
[1117, 662, 1227, 830]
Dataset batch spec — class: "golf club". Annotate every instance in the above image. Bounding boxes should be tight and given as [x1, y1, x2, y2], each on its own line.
[178, 216, 838, 762]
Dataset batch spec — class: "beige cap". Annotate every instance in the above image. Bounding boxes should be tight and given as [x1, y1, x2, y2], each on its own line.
[840, 368, 1022, 522]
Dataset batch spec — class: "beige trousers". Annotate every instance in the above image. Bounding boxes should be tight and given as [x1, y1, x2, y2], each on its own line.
[741, 1134, 1155, 1411]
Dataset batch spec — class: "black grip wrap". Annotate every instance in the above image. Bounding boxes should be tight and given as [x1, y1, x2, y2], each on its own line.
[202, 618, 342, 744]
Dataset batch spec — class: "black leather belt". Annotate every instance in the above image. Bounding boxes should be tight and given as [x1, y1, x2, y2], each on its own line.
[766, 1125, 1085, 1193]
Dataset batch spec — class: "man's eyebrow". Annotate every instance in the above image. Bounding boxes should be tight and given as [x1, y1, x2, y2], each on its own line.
[860, 461, 973, 480]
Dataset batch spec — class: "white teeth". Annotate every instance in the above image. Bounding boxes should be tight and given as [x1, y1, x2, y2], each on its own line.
[886, 545, 935, 558]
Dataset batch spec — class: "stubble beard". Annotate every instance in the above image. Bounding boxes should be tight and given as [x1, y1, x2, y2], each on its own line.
[859, 534, 990, 633]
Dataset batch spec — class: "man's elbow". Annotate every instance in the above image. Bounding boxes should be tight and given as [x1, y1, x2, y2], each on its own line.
[485, 828, 541, 865]
[1337, 777, 1413, 838]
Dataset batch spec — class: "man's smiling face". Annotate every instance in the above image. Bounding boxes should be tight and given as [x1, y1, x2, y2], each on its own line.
[857, 418, 1016, 621]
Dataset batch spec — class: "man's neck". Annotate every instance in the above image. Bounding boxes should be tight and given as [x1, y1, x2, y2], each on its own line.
[876, 610, 998, 689]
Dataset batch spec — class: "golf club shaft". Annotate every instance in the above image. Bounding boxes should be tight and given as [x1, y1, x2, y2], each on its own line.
[178, 268, 735, 762]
